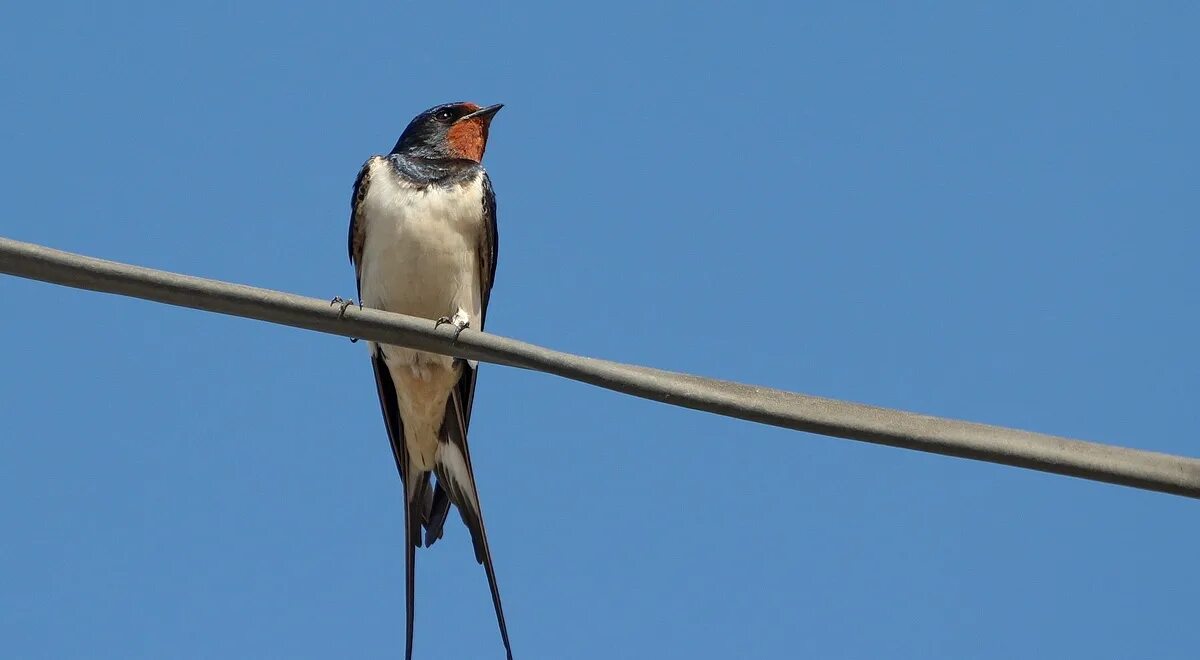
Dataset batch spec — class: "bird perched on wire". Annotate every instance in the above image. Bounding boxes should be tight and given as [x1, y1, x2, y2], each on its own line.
[343, 101, 510, 660]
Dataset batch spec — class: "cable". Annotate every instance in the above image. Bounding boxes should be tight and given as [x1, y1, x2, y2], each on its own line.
[3, 235, 1198, 499]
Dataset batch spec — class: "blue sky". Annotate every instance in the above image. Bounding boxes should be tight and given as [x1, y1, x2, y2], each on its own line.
[2, 2, 1197, 658]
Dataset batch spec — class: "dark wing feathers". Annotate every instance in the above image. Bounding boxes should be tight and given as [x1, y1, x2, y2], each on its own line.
[479, 172, 499, 315]
[348, 158, 373, 296]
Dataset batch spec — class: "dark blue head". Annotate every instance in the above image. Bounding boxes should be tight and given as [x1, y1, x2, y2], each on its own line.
[390, 101, 503, 162]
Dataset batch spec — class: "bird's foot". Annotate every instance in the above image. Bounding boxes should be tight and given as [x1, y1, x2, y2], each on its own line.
[330, 296, 363, 343]
[329, 296, 361, 318]
[435, 308, 472, 342]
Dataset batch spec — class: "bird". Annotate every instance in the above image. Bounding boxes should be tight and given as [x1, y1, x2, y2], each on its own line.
[344, 101, 510, 660]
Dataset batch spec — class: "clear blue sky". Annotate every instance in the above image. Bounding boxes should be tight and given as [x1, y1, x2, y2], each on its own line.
[2, 2, 1197, 658]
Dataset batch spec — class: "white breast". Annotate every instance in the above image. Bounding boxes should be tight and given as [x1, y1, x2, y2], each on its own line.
[358, 156, 485, 373]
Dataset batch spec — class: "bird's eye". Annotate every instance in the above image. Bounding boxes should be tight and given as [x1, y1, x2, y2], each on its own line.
[435, 110, 454, 122]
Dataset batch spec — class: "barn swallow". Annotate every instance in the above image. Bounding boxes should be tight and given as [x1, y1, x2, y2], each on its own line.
[346, 101, 510, 660]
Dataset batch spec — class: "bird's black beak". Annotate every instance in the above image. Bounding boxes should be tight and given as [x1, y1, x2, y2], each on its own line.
[460, 104, 503, 123]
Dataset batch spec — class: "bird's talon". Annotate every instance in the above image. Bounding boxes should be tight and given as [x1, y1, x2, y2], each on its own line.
[435, 310, 471, 341]
[330, 296, 356, 318]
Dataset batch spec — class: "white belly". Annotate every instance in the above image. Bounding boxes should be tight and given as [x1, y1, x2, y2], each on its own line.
[359, 158, 485, 366]
[357, 158, 486, 471]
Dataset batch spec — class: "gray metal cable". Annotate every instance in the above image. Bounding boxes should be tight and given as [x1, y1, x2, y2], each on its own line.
[3, 235, 1198, 499]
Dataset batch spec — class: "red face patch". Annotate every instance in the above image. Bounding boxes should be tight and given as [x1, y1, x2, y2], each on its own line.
[447, 118, 489, 162]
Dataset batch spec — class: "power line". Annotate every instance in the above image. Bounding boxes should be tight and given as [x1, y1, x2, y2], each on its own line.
[2, 235, 1198, 499]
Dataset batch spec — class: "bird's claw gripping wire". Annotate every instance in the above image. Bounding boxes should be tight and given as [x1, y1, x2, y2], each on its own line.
[435, 309, 471, 342]
[330, 296, 363, 342]
[330, 296, 362, 317]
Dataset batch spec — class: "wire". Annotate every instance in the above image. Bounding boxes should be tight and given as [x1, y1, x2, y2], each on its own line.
[3, 235, 1198, 499]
